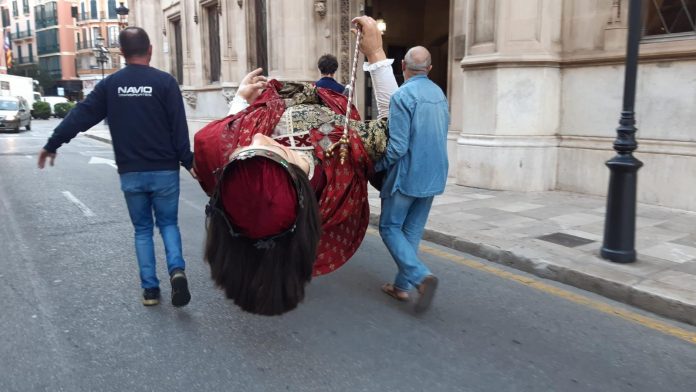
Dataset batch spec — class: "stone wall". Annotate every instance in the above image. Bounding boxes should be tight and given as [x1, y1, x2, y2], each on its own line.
[456, 0, 696, 210]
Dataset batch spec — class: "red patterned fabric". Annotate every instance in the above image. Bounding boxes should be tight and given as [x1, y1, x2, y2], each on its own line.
[193, 82, 372, 276]
[194, 80, 286, 195]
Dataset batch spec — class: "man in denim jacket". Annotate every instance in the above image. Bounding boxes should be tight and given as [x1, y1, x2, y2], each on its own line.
[375, 46, 449, 313]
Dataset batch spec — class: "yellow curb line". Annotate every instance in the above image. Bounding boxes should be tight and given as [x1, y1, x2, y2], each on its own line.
[366, 228, 696, 345]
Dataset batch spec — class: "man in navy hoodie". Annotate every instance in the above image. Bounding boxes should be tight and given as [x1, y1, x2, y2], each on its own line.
[38, 27, 193, 308]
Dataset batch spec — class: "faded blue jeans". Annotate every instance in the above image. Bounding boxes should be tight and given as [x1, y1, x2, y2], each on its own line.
[379, 191, 434, 292]
[119, 170, 186, 289]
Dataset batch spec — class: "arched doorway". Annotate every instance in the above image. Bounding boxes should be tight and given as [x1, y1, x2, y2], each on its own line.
[363, 0, 451, 119]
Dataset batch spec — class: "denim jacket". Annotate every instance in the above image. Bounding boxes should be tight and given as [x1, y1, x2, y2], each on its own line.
[375, 75, 449, 198]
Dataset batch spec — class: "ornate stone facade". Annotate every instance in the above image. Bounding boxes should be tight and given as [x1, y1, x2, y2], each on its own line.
[129, 0, 357, 132]
[458, 0, 696, 210]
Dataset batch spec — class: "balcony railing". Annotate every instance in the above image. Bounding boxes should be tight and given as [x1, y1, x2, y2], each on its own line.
[77, 41, 120, 50]
[46, 68, 61, 79]
[12, 56, 36, 65]
[12, 30, 33, 40]
[37, 43, 60, 55]
[35, 16, 58, 29]
[78, 11, 109, 22]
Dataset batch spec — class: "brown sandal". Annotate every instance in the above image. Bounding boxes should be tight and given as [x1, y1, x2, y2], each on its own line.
[381, 283, 410, 302]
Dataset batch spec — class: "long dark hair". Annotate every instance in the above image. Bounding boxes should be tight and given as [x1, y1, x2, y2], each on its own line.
[204, 162, 321, 316]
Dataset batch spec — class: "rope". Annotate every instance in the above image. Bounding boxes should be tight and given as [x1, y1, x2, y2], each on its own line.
[326, 26, 362, 165]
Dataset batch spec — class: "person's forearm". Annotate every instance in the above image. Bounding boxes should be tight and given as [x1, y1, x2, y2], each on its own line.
[374, 96, 411, 171]
[44, 105, 103, 152]
[365, 48, 387, 65]
[175, 122, 193, 170]
[364, 59, 398, 119]
[44, 121, 81, 153]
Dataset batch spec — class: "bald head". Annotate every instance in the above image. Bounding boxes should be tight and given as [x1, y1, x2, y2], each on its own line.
[119, 27, 151, 59]
[404, 46, 432, 75]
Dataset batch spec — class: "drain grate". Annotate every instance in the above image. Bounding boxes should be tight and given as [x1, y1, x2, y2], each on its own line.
[537, 232, 595, 248]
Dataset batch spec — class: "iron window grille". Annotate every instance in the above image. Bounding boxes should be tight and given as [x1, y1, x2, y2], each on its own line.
[644, 0, 696, 36]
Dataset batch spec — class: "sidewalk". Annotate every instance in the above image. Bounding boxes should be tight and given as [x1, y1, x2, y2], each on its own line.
[369, 181, 696, 326]
[83, 127, 696, 326]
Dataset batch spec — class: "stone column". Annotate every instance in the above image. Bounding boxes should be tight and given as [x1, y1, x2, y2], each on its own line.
[448, 0, 467, 170]
[129, 0, 164, 70]
[265, 0, 347, 82]
[456, 0, 563, 191]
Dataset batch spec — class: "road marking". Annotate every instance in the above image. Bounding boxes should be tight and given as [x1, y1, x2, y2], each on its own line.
[61, 191, 96, 217]
[88, 156, 117, 168]
[365, 227, 696, 345]
[25, 155, 32, 159]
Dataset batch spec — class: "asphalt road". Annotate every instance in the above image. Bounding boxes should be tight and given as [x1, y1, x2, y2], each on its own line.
[2, 120, 696, 392]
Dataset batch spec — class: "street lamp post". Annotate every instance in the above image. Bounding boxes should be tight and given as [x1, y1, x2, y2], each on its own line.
[115, 2, 130, 70]
[93, 36, 109, 80]
[116, 2, 130, 30]
[601, 0, 644, 264]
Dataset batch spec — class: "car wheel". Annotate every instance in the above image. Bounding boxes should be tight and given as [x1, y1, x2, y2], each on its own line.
[26, 121, 31, 131]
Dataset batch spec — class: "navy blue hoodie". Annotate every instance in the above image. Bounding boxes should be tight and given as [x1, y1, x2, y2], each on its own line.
[44, 64, 193, 174]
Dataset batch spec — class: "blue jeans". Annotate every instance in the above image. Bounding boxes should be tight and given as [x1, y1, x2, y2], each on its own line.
[119, 170, 186, 289]
[379, 191, 434, 292]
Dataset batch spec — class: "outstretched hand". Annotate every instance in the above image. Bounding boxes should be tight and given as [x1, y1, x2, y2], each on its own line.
[237, 68, 268, 105]
[37, 148, 56, 169]
[351, 16, 386, 64]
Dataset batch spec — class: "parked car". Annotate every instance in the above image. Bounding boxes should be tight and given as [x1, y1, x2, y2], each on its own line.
[42, 96, 69, 117]
[0, 96, 31, 132]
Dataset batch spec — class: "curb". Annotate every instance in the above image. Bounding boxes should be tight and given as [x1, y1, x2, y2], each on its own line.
[369, 213, 696, 326]
[83, 133, 112, 145]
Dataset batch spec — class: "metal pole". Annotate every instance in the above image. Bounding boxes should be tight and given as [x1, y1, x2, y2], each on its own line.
[601, 0, 644, 263]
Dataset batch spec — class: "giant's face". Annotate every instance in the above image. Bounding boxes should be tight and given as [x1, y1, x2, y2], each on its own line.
[232, 133, 311, 175]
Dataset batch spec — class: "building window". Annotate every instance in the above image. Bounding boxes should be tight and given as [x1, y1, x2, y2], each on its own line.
[28, 43, 33, 62]
[645, 0, 696, 36]
[35, 2, 58, 29]
[254, 0, 268, 74]
[92, 26, 100, 46]
[108, 0, 117, 19]
[205, 4, 221, 83]
[90, 0, 97, 20]
[171, 18, 183, 84]
[22, 0, 29, 15]
[17, 45, 22, 63]
[107, 26, 118, 47]
[1, 8, 10, 28]
[26, 20, 30, 35]
[37, 28, 59, 55]
[12, 1, 17, 18]
[39, 55, 61, 79]
[81, 2, 86, 20]
[15, 22, 19, 37]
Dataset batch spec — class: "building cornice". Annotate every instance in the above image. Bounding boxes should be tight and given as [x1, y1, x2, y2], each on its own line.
[461, 38, 696, 70]
[456, 134, 696, 157]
